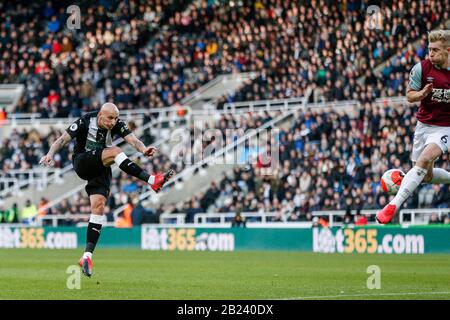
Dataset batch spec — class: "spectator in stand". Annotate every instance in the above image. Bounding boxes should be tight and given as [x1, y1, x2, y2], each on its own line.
[355, 213, 368, 226]
[20, 199, 38, 224]
[231, 209, 246, 228]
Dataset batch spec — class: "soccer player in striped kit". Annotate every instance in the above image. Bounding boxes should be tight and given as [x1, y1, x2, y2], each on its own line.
[40, 103, 174, 276]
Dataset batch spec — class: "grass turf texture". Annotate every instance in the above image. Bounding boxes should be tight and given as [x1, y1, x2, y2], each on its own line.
[0, 249, 449, 300]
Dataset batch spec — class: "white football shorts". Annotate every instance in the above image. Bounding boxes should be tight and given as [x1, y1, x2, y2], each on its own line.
[411, 121, 450, 162]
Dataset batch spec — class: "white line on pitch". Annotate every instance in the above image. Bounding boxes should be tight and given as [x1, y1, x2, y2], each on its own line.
[278, 291, 450, 300]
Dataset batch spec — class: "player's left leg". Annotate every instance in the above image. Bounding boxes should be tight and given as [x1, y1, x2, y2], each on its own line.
[78, 165, 112, 278]
[377, 143, 442, 224]
[79, 194, 107, 277]
[424, 166, 450, 184]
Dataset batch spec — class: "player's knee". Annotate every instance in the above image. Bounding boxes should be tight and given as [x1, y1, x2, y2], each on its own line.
[423, 171, 433, 183]
[415, 159, 433, 169]
[91, 201, 106, 214]
[108, 146, 122, 157]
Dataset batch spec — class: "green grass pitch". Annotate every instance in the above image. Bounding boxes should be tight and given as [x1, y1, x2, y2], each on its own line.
[1, 249, 449, 300]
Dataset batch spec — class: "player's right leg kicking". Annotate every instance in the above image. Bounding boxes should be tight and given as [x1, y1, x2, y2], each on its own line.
[103, 146, 174, 192]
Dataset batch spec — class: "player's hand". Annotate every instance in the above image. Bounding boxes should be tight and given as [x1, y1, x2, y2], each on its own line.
[39, 154, 54, 167]
[421, 83, 433, 99]
[143, 146, 157, 157]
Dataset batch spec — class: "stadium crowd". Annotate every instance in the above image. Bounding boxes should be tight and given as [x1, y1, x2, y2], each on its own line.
[1, 0, 189, 117]
[0, 128, 71, 173]
[1, 0, 448, 117]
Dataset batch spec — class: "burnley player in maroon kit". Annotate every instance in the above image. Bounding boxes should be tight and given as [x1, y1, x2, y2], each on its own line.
[377, 30, 450, 224]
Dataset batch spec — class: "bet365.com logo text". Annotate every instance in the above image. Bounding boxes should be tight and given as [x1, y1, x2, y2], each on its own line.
[313, 228, 424, 254]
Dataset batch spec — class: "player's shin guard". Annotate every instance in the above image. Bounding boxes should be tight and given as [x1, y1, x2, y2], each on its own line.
[85, 214, 105, 254]
[114, 152, 151, 183]
[390, 166, 427, 208]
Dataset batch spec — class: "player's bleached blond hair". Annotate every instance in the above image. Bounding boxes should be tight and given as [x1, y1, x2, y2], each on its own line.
[428, 30, 450, 47]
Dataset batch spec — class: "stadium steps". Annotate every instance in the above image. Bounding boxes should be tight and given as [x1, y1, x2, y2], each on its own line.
[2, 170, 83, 209]
[0, 84, 25, 114]
[179, 72, 259, 111]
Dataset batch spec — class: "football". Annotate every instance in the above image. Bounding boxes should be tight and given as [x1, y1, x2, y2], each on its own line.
[381, 169, 405, 195]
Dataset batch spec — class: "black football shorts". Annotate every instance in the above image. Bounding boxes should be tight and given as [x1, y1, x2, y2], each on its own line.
[73, 149, 112, 198]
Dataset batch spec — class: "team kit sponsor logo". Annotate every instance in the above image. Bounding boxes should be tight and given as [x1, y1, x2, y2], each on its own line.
[0, 227, 78, 249]
[431, 88, 450, 103]
[141, 226, 235, 251]
[313, 228, 425, 254]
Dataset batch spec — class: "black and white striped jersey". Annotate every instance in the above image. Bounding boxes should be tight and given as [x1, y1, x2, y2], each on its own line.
[66, 111, 131, 154]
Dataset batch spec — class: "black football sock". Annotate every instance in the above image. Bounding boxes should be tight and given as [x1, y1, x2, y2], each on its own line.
[85, 222, 102, 253]
[114, 152, 150, 183]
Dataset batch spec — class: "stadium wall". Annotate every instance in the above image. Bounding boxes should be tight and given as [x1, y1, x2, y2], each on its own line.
[0, 225, 449, 254]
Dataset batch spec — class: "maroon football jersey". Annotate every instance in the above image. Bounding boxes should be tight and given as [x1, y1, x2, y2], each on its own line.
[416, 59, 450, 126]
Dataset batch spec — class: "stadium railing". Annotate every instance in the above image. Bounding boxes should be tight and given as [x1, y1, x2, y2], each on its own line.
[159, 211, 312, 228]
[310, 210, 379, 227]
[0, 168, 63, 198]
[9, 208, 447, 228]
[3, 105, 191, 127]
[158, 209, 449, 227]
[159, 213, 188, 224]
[194, 212, 279, 224]
[223, 97, 307, 114]
[399, 208, 450, 225]
[160, 212, 280, 224]
[35, 214, 115, 228]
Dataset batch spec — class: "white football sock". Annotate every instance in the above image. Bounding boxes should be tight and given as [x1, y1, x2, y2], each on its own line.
[83, 252, 92, 259]
[89, 213, 105, 225]
[430, 168, 450, 184]
[148, 175, 155, 185]
[390, 166, 427, 207]
[114, 152, 128, 166]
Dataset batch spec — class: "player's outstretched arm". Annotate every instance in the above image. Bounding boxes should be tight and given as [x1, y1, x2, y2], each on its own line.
[406, 83, 433, 103]
[39, 131, 72, 167]
[124, 133, 157, 157]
